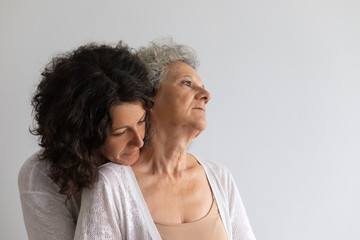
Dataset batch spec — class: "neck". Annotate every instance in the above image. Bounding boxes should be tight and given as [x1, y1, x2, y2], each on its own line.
[134, 122, 200, 175]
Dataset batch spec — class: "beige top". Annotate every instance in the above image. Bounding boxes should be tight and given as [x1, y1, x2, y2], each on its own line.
[155, 196, 228, 240]
[75, 159, 256, 239]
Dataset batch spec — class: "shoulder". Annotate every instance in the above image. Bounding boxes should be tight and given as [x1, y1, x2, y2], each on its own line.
[81, 163, 134, 211]
[195, 156, 232, 179]
[18, 151, 81, 222]
[193, 155, 237, 196]
[98, 162, 131, 180]
[19, 150, 46, 176]
[18, 150, 57, 192]
[92, 162, 133, 192]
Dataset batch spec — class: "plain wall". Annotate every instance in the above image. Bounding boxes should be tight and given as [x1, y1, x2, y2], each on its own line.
[1, 0, 359, 239]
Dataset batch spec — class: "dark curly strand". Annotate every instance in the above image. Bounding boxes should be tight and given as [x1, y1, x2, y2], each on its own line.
[30, 42, 154, 199]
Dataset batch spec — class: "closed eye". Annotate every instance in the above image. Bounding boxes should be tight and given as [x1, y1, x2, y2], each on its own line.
[137, 113, 146, 125]
[113, 130, 126, 136]
[137, 119, 146, 125]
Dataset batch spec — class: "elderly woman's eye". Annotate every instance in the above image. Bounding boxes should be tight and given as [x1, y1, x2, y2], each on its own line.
[183, 80, 191, 87]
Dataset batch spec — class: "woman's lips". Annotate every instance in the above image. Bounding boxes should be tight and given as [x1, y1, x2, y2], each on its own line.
[124, 149, 139, 156]
[193, 107, 205, 111]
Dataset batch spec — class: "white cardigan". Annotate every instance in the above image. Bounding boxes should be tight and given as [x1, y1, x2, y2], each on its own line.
[75, 157, 256, 240]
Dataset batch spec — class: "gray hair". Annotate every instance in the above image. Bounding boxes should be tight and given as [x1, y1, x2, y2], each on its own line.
[137, 38, 198, 91]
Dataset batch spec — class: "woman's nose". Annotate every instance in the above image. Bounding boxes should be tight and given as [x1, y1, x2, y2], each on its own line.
[197, 87, 211, 104]
[130, 129, 144, 148]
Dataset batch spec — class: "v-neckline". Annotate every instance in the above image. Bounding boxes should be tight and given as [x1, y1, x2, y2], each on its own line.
[126, 155, 228, 239]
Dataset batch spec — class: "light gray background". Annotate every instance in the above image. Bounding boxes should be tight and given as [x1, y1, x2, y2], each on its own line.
[1, 0, 359, 239]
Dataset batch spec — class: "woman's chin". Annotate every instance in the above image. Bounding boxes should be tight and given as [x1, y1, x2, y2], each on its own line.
[110, 151, 140, 166]
[193, 121, 207, 132]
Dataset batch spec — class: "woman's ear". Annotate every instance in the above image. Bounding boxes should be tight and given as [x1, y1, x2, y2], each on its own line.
[149, 97, 155, 110]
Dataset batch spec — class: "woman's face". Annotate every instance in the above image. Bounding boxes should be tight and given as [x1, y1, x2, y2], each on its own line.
[100, 102, 146, 166]
[152, 61, 211, 132]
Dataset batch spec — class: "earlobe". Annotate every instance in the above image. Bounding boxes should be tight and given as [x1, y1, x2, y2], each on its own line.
[149, 97, 155, 110]
[147, 96, 155, 110]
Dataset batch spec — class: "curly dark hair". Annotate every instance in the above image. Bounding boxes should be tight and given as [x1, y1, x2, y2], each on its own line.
[30, 42, 154, 199]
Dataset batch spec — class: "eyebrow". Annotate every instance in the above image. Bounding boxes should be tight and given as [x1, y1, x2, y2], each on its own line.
[111, 112, 146, 132]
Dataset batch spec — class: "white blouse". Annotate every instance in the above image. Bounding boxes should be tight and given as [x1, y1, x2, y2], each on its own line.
[18, 152, 81, 240]
[75, 156, 256, 240]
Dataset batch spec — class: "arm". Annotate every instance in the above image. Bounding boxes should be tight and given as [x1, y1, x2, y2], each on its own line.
[18, 155, 79, 240]
[20, 191, 77, 240]
[227, 171, 256, 240]
[74, 174, 122, 239]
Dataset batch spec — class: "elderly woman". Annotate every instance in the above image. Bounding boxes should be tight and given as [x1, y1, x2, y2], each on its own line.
[75, 39, 255, 240]
[18, 42, 154, 240]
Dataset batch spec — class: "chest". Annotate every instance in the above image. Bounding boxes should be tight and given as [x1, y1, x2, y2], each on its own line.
[135, 172, 213, 224]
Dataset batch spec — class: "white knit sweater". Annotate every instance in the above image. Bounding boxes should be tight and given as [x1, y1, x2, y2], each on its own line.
[75, 157, 256, 240]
